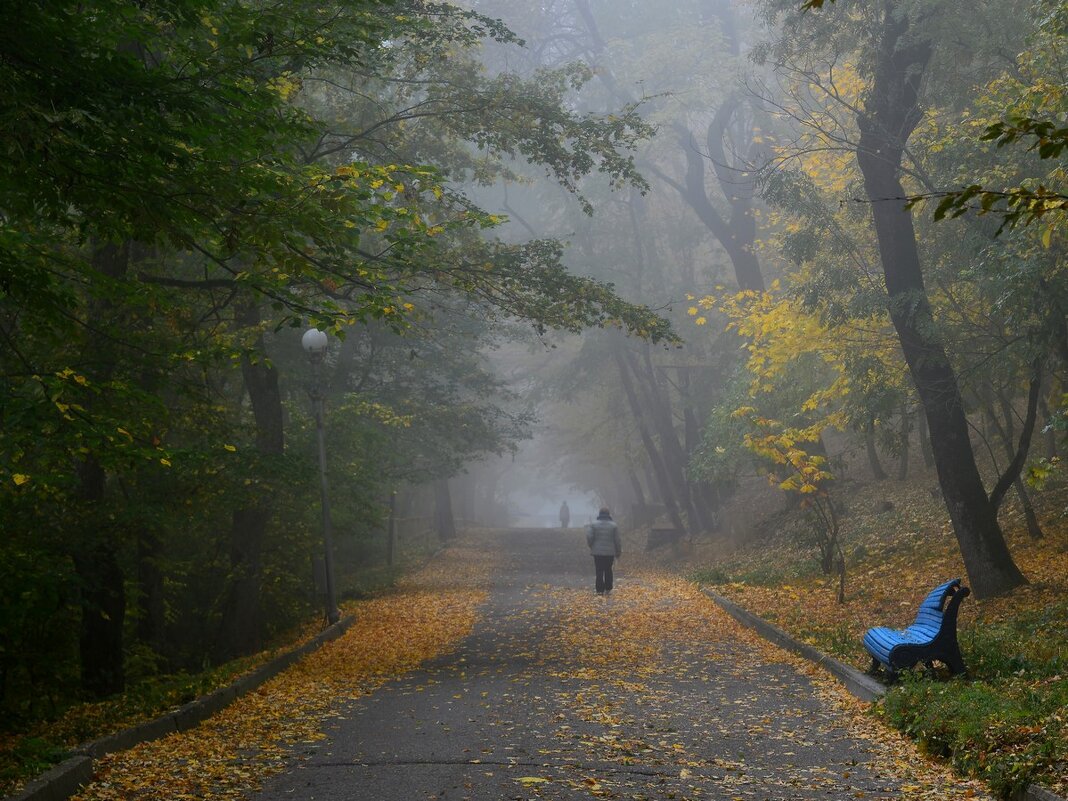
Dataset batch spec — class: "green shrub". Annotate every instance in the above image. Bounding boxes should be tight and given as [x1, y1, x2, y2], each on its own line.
[878, 609, 1068, 800]
[689, 566, 731, 585]
[0, 738, 68, 788]
[734, 565, 787, 586]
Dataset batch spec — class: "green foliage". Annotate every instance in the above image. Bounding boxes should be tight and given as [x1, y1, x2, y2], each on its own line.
[985, 115, 1068, 161]
[692, 549, 822, 589]
[0, 539, 79, 724]
[0, 647, 285, 793]
[906, 2, 1068, 233]
[908, 183, 1068, 235]
[0, 0, 676, 749]
[689, 566, 732, 585]
[731, 564, 790, 587]
[694, 472, 1068, 798]
[689, 371, 758, 489]
[0, 738, 68, 789]
[884, 561, 1068, 796]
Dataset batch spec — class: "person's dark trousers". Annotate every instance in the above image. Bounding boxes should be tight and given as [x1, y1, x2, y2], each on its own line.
[593, 555, 615, 593]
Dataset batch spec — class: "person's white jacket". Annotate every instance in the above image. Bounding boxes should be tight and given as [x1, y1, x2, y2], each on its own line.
[586, 517, 621, 557]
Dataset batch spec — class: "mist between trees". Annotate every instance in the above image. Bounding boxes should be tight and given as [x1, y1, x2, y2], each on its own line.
[1, 0, 1065, 729]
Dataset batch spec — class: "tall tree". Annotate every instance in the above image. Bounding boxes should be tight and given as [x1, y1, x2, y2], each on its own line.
[854, 2, 1026, 597]
[0, 0, 678, 702]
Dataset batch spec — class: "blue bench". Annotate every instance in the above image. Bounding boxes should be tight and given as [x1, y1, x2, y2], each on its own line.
[863, 578, 970, 681]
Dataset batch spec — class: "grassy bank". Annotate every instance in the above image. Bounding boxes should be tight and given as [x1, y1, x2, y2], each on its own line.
[687, 478, 1067, 799]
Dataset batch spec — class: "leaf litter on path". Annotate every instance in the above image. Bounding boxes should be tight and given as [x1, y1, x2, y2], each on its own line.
[71, 544, 493, 801]
[489, 568, 995, 800]
[73, 533, 997, 801]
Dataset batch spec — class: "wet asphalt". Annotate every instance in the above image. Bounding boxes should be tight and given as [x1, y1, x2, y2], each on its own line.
[249, 528, 976, 801]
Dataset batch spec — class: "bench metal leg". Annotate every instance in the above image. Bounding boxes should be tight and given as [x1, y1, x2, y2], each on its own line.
[944, 651, 966, 676]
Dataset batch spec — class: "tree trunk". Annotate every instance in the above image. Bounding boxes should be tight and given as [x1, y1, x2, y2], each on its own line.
[216, 306, 285, 662]
[626, 346, 702, 531]
[856, 3, 1025, 598]
[680, 369, 720, 530]
[387, 491, 397, 568]
[918, 406, 935, 467]
[627, 467, 648, 523]
[627, 467, 647, 509]
[434, 478, 456, 540]
[75, 458, 126, 698]
[621, 193, 703, 532]
[614, 345, 689, 537]
[75, 542, 126, 698]
[642, 464, 662, 504]
[897, 406, 910, 481]
[136, 527, 165, 652]
[985, 395, 1045, 540]
[638, 351, 697, 513]
[1039, 396, 1058, 459]
[1013, 478, 1044, 540]
[673, 1, 765, 293]
[479, 468, 503, 527]
[74, 242, 131, 697]
[576, 0, 763, 295]
[219, 507, 269, 659]
[865, 420, 888, 480]
[676, 115, 765, 293]
[454, 473, 476, 526]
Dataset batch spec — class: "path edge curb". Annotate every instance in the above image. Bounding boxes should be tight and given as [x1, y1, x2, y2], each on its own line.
[4, 615, 355, 801]
[699, 586, 1066, 801]
[699, 586, 885, 702]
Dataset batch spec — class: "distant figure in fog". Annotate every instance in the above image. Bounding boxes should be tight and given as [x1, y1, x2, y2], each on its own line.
[559, 500, 570, 529]
[586, 506, 621, 595]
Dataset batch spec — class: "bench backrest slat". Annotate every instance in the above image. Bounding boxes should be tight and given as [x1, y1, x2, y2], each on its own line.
[914, 609, 944, 627]
[911, 578, 960, 628]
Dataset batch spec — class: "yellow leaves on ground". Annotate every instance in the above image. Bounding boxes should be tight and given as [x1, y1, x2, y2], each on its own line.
[514, 561, 991, 801]
[516, 776, 549, 785]
[693, 480, 1068, 668]
[72, 546, 491, 801]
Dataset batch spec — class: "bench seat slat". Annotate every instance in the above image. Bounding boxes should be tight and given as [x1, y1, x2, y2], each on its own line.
[864, 627, 899, 648]
[904, 624, 940, 641]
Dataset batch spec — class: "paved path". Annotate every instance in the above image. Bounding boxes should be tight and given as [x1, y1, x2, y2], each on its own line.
[252, 529, 984, 801]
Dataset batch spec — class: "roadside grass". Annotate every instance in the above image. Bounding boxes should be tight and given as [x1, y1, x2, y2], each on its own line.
[0, 540, 438, 797]
[687, 477, 1068, 799]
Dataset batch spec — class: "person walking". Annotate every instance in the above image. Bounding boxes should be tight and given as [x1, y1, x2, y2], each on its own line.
[586, 506, 621, 595]
[559, 500, 570, 529]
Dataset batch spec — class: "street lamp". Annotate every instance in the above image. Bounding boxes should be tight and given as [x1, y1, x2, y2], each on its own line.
[303, 327, 340, 625]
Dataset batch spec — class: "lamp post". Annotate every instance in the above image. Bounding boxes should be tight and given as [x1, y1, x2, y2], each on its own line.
[302, 328, 340, 625]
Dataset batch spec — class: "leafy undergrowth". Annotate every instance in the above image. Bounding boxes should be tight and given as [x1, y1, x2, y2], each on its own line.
[65, 540, 490, 800]
[679, 476, 1068, 799]
[0, 620, 324, 797]
[0, 540, 473, 798]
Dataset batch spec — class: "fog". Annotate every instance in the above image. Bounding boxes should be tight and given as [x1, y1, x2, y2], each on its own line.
[4, 0, 1063, 733]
